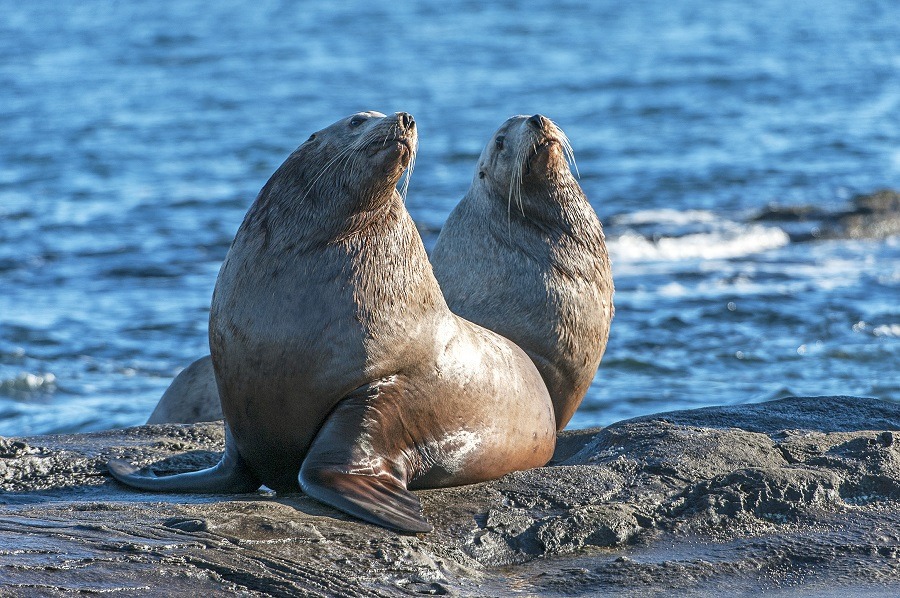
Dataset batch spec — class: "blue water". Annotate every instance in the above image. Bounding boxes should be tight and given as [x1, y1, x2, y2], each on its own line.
[1, 0, 898, 435]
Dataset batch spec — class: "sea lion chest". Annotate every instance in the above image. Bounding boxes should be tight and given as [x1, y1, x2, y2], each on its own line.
[208, 232, 369, 484]
[208, 208, 441, 488]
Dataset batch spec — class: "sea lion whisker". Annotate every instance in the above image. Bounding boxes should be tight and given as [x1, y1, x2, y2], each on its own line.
[301, 154, 345, 200]
[515, 144, 529, 217]
[399, 154, 413, 201]
[507, 152, 519, 227]
[358, 129, 384, 151]
[391, 123, 402, 149]
[301, 144, 357, 200]
[506, 187, 513, 234]
[313, 129, 382, 194]
[316, 144, 360, 197]
[399, 141, 416, 202]
[378, 123, 402, 150]
[560, 132, 580, 178]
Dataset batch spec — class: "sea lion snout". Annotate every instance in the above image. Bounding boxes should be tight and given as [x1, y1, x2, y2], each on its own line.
[396, 111, 415, 130]
[527, 114, 550, 131]
[360, 112, 418, 174]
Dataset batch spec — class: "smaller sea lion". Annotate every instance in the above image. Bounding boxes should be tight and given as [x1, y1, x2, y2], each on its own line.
[431, 114, 614, 430]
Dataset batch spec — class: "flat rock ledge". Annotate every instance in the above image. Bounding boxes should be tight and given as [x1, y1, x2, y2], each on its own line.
[2, 396, 900, 597]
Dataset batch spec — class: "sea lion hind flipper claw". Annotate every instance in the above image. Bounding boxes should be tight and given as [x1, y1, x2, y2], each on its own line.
[299, 466, 432, 534]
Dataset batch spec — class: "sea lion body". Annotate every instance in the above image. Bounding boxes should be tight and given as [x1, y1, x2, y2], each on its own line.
[431, 115, 614, 430]
[110, 112, 556, 532]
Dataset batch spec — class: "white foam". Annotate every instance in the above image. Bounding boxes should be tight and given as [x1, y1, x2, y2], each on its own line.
[611, 209, 720, 226]
[14, 372, 55, 390]
[873, 324, 900, 338]
[608, 224, 789, 263]
[658, 282, 690, 297]
[0, 372, 57, 396]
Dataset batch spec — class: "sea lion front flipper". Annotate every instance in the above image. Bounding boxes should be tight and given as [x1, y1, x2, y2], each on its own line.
[300, 466, 432, 533]
[107, 425, 261, 494]
[298, 382, 433, 533]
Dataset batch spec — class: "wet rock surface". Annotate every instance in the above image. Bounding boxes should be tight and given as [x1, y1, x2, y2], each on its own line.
[2, 396, 900, 596]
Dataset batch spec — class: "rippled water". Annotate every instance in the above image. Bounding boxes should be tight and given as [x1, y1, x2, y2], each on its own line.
[1, 1, 898, 435]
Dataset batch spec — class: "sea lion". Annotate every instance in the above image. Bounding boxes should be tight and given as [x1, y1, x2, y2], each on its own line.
[147, 355, 221, 424]
[431, 114, 614, 431]
[108, 111, 556, 533]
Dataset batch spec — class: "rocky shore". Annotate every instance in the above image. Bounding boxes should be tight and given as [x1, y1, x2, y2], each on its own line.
[2, 395, 900, 596]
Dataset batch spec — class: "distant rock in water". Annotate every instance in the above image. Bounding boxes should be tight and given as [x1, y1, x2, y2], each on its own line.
[3, 396, 900, 595]
[752, 188, 900, 241]
[841, 189, 900, 239]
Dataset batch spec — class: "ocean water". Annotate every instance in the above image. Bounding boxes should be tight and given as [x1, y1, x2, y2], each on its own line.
[1, 0, 898, 436]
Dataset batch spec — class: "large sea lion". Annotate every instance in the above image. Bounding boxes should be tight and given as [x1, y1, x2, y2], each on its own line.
[431, 115, 613, 430]
[109, 111, 556, 533]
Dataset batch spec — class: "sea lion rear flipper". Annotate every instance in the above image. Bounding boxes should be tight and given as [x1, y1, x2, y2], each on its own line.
[298, 382, 433, 533]
[107, 425, 261, 493]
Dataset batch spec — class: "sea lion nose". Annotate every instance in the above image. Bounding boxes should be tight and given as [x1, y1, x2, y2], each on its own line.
[528, 114, 548, 131]
[397, 112, 415, 129]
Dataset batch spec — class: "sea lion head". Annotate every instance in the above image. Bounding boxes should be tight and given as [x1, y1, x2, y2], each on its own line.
[304, 110, 417, 198]
[259, 111, 418, 225]
[473, 114, 579, 219]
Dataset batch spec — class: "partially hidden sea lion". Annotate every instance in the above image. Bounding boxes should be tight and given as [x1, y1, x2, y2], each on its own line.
[146, 355, 220, 424]
[431, 115, 614, 431]
[109, 111, 556, 533]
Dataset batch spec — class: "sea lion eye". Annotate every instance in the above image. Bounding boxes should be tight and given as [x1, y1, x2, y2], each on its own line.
[349, 115, 366, 127]
[306, 134, 316, 142]
[495, 136, 505, 150]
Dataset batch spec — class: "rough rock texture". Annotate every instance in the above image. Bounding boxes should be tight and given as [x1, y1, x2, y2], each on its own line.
[2, 396, 900, 596]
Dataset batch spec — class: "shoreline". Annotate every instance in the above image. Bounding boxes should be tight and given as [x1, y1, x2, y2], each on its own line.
[2, 395, 900, 596]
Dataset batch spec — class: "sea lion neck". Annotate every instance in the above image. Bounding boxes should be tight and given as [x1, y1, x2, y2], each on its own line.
[344, 200, 449, 372]
[474, 174, 597, 242]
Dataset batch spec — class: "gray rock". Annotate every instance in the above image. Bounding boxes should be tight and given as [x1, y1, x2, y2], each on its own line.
[751, 188, 900, 241]
[2, 396, 900, 596]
